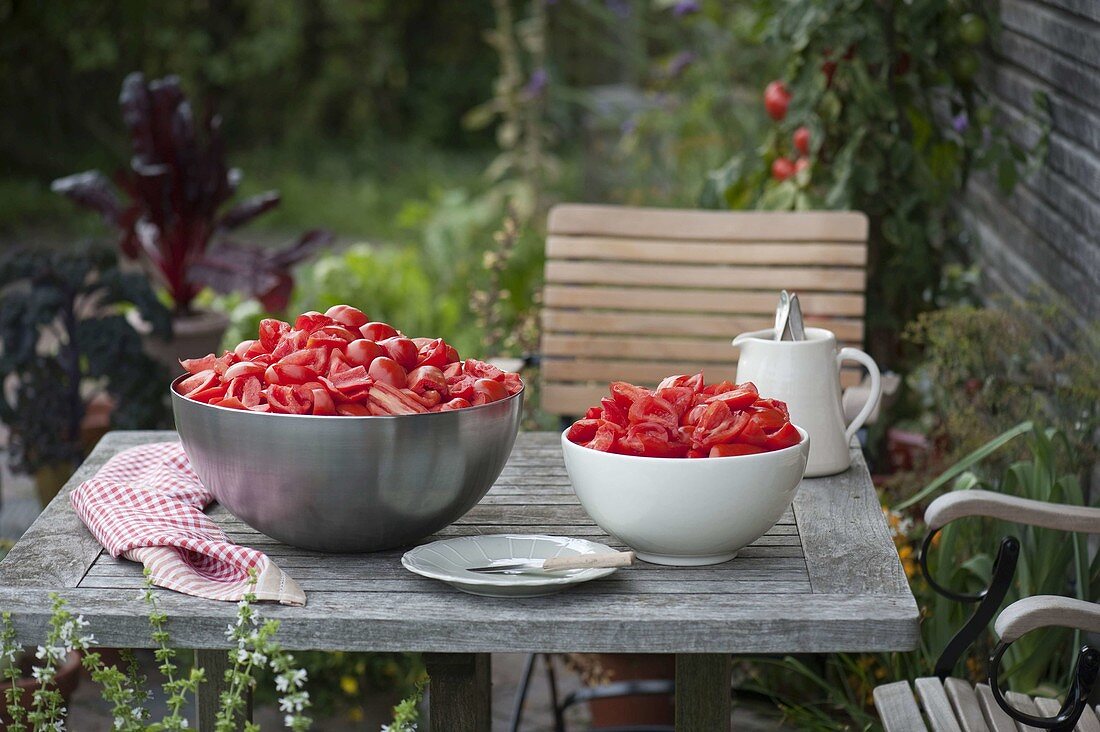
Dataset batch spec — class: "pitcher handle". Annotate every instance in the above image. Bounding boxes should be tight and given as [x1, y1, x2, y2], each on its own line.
[837, 347, 881, 444]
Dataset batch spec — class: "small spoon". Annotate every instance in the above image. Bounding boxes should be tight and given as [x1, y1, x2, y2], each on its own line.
[774, 290, 790, 341]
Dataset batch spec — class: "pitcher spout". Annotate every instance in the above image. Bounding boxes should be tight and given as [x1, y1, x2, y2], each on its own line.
[732, 328, 777, 348]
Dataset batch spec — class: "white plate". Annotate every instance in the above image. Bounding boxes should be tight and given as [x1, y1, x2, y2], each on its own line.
[401, 534, 620, 597]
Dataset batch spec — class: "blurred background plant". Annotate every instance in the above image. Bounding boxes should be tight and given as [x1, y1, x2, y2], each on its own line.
[742, 422, 1098, 729]
[0, 246, 171, 502]
[51, 72, 332, 316]
[699, 0, 1048, 370]
[254, 651, 425, 723]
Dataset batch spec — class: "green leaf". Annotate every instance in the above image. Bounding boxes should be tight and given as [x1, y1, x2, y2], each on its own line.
[893, 421, 1033, 510]
[757, 180, 798, 210]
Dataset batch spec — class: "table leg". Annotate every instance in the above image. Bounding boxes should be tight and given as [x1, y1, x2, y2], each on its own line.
[195, 648, 251, 731]
[675, 653, 731, 731]
[425, 652, 491, 731]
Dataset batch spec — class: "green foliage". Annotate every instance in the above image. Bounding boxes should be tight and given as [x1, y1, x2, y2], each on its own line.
[0, 1, 497, 179]
[0, 245, 171, 475]
[920, 425, 1096, 696]
[905, 298, 1100, 473]
[382, 679, 425, 732]
[699, 0, 1048, 365]
[747, 423, 1097, 729]
[2, 580, 315, 731]
[253, 650, 425, 720]
[613, 2, 783, 206]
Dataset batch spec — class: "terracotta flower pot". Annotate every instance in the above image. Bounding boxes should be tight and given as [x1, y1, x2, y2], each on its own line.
[128, 308, 230, 373]
[33, 462, 76, 509]
[0, 651, 82, 726]
[587, 653, 675, 728]
[31, 393, 116, 507]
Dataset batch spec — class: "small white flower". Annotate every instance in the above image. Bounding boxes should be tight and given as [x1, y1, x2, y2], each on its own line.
[237, 648, 250, 663]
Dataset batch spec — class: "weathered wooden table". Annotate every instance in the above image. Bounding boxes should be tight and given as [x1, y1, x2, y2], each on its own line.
[0, 430, 918, 730]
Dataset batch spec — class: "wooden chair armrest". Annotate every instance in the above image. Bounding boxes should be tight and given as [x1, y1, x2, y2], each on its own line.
[925, 489, 1100, 534]
[995, 596, 1100, 643]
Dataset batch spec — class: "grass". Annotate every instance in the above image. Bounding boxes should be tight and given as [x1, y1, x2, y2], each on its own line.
[234, 141, 495, 245]
[0, 140, 496, 247]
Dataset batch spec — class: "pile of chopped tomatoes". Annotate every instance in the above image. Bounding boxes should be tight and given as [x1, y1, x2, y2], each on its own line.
[176, 305, 522, 415]
[566, 374, 801, 458]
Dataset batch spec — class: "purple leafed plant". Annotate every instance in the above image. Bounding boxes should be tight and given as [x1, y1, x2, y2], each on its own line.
[52, 72, 332, 315]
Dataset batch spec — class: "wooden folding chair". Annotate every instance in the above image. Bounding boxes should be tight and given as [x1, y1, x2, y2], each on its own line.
[538, 204, 870, 419]
[874, 492, 1100, 731]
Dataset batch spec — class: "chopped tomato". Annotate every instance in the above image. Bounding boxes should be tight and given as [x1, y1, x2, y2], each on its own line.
[628, 395, 678, 432]
[368, 357, 407, 388]
[415, 338, 450, 368]
[180, 354, 218, 375]
[324, 305, 369, 329]
[567, 374, 796, 458]
[345, 339, 384, 367]
[180, 307, 521, 416]
[502, 372, 523, 395]
[310, 387, 337, 416]
[379, 337, 419, 370]
[655, 386, 694, 419]
[407, 365, 447, 395]
[294, 311, 334, 333]
[566, 419, 601, 444]
[472, 378, 507, 404]
[329, 365, 372, 392]
[597, 398, 627, 426]
[609, 381, 650, 409]
[359, 322, 399, 341]
[586, 422, 623, 452]
[227, 376, 263, 408]
[705, 383, 759, 410]
[258, 319, 290, 352]
[224, 361, 265, 380]
[750, 406, 786, 433]
[764, 422, 801, 450]
[464, 359, 505, 381]
[368, 382, 428, 415]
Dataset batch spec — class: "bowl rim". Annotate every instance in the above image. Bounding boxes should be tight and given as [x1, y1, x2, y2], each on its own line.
[560, 424, 808, 462]
[171, 373, 524, 420]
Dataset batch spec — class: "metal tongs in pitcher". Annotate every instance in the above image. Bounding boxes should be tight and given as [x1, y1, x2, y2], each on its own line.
[773, 289, 806, 341]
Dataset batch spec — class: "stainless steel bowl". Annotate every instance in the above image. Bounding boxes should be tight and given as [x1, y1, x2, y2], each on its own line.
[171, 376, 523, 552]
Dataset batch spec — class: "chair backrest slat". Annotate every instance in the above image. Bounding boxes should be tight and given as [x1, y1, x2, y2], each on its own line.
[539, 204, 870, 417]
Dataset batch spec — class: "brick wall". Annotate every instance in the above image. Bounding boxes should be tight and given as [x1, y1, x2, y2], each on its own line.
[961, 0, 1100, 330]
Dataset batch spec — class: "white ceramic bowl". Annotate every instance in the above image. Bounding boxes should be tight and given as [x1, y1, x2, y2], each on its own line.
[561, 426, 810, 566]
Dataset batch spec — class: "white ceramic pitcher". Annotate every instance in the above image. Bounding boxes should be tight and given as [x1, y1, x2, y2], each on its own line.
[732, 327, 881, 477]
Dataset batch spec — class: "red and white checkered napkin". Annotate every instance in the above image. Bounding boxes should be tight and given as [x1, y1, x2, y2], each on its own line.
[70, 442, 306, 606]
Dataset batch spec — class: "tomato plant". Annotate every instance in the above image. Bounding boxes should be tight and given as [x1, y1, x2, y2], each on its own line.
[700, 0, 1048, 366]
